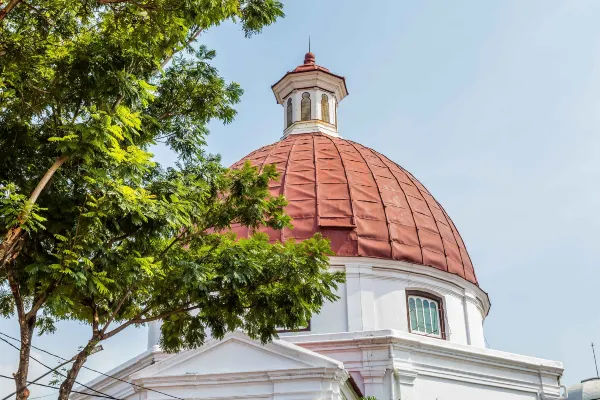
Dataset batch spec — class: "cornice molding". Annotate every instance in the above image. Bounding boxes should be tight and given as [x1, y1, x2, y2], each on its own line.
[285, 330, 563, 375]
[330, 256, 491, 316]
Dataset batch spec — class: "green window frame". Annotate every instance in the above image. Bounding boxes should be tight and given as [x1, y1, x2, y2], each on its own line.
[407, 291, 444, 339]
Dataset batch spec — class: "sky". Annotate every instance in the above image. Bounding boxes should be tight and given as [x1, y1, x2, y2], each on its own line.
[3, 0, 600, 397]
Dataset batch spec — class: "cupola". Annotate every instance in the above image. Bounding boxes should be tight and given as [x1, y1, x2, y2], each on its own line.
[272, 52, 348, 138]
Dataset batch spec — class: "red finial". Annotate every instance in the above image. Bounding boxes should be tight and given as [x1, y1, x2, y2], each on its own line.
[304, 52, 315, 65]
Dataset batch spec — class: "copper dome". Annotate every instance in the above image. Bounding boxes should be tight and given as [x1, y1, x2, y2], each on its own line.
[231, 133, 478, 286]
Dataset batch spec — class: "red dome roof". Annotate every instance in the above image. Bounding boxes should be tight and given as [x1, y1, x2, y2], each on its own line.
[231, 133, 478, 285]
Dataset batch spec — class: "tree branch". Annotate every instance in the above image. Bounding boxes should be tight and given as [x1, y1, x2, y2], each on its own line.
[1, 155, 68, 269]
[6, 268, 24, 320]
[106, 225, 142, 248]
[110, 27, 202, 113]
[0, 0, 23, 21]
[25, 277, 62, 321]
[28, 154, 69, 208]
[159, 27, 203, 70]
[102, 305, 199, 340]
[100, 286, 135, 334]
[21, 0, 52, 26]
[158, 229, 187, 259]
[97, 0, 130, 4]
[92, 305, 99, 336]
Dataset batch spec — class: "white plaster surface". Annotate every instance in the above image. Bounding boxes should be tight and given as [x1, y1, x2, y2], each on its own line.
[97, 258, 563, 400]
[567, 378, 600, 400]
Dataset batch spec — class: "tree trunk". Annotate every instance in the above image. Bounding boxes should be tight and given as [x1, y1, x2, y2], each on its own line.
[57, 340, 97, 400]
[14, 315, 36, 400]
[0, 226, 25, 268]
[0, 155, 68, 269]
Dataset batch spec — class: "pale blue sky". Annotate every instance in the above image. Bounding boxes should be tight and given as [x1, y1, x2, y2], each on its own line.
[3, 0, 600, 396]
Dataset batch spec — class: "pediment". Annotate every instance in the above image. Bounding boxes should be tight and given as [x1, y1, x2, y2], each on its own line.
[131, 331, 342, 379]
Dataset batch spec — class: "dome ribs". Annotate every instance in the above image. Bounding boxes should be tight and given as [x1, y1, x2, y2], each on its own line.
[315, 136, 356, 228]
[229, 133, 479, 286]
[319, 134, 358, 256]
[282, 135, 318, 242]
[439, 204, 478, 284]
[312, 134, 320, 239]
[279, 136, 299, 243]
[377, 151, 452, 276]
[342, 140, 392, 259]
[401, 167, 476, 284]
[352, 142, 424, 266]
[384, 156, 476, 284]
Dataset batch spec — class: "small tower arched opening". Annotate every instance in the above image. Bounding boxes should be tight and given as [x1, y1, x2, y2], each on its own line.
[321, 94, 330, 123]
[301, 92, 311, 121]
[286, 97, 293, 127]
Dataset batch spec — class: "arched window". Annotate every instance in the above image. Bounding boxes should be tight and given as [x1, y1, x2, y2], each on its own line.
[286, 97, 293, 128]
[301, 92, 311, 121]
[321, 94, 330, 123]
[407, 291, 445, 339]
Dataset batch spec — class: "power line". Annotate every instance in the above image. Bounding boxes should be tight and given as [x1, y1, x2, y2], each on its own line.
[29, 393, 56, 399]
[0, 374, 113, 399]
[0, 336, 120, 400]
[0, 331, 184, 400]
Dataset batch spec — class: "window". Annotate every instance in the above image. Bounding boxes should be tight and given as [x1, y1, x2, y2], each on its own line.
[286, 97, 293, 128]
[301, 92, 311, 120]
[407, 291, 444, 339]
[321, 94, 330, 123]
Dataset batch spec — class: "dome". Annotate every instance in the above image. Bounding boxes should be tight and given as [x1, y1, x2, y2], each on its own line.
[231, 132, 478, 286]
[568, 378, 600, 400]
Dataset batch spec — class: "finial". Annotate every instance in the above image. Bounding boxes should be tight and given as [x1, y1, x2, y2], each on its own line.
[303, 36, 315, 65]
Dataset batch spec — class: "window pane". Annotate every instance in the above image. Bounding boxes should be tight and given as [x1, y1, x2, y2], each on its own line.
[424, 300, 432, 334]
[321, 94, 330, 123]
[416, 298, 424, 332]
[286, 98, 293, 127]
[431, 302, 439, 335]
[409, 298, 417, 330]
[301, 92, 311, 120]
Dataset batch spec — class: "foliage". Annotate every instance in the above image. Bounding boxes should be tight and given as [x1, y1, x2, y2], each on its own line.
[0, 1, 343, 399]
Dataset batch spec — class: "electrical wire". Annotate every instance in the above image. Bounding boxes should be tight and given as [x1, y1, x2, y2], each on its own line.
[0, 374, 113, 399]
[28, 392, 56, 399]
[0, 331, 184, 400]
[0, 336, 121, 400]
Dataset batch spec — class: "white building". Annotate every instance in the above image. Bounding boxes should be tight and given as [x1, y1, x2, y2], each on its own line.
[74, 52, 566, 400]
[567, 377, 600, 400]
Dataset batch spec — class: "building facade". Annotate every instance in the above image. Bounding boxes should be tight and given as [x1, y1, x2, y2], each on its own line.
[74, 52, 565, 400]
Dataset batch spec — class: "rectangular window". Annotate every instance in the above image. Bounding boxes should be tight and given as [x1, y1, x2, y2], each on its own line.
[407, 293, 443, 338]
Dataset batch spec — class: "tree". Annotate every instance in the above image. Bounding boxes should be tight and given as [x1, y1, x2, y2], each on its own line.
[0, 1, 344, 399]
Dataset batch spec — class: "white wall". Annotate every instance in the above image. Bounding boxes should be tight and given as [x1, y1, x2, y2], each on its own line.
[288, 330, 564, 400]
[281, 257, 489, 348]
[308, 279, 348, 334]
[414, 376, 538, 400]
[148, 257, 489, 349]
